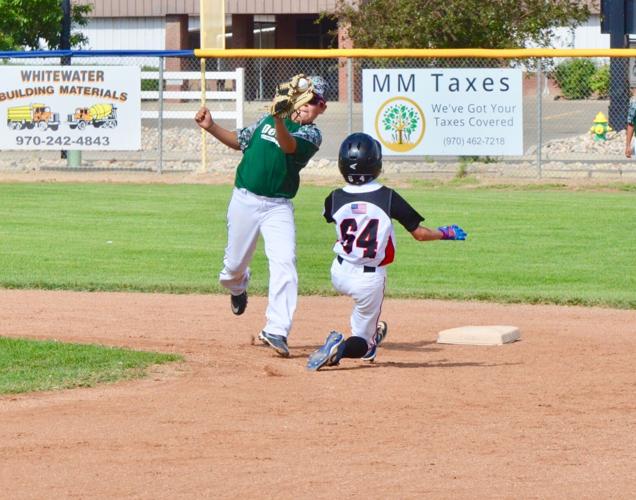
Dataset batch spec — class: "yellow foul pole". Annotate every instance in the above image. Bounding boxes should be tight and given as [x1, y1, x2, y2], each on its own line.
[199, 0, 226, 172]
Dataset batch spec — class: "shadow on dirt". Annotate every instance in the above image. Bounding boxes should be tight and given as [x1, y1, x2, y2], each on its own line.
[333, 360, 523, 371]
[382, 340, 440, 352]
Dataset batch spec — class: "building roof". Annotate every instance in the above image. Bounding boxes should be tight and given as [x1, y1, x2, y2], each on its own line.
[82, 0, 338, 16]
[81, 0, 598, 17]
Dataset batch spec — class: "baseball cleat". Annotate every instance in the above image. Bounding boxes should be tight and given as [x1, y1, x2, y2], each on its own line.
[306, 331, 345, 371]
[258, 331, 290, 357]
[361, 321, 388, 362]
[230, 291, 247, 315]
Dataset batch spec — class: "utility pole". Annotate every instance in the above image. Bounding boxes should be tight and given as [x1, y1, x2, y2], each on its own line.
[60, 0, 71, 159]
[606, 0, 630, 130]
[60, 0, 71, 60]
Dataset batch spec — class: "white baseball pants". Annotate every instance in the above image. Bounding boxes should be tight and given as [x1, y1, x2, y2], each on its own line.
[219, 188, 298, 338]
[330, 257, 387, 345]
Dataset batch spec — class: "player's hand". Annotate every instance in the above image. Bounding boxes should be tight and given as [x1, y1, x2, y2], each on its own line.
[626, 146, 633, 159]
[438, 224, 467, 240]
[195, 107, 213, 130]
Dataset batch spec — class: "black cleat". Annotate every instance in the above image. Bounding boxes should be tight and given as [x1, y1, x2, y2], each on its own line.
[230, 291, 247, 315]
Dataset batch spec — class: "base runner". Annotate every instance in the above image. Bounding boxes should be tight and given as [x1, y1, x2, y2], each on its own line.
[307, 132, 468, 371]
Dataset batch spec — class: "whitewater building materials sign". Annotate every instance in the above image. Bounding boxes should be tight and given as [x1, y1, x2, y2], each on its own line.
[363, 68, 523, 156]
[0, 66, 140, 150]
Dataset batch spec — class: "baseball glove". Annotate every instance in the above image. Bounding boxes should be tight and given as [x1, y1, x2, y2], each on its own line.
[270, 74, 315, 119]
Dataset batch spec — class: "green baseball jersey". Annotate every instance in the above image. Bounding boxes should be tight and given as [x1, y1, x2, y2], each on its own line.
[235, 115, 322, 198]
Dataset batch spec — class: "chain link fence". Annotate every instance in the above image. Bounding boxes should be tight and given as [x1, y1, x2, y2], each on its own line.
[1, 51, 635, 179]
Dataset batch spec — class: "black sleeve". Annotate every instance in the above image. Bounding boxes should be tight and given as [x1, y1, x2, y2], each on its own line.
[389, 189, 425, 232]
[323, 191, 335, 223]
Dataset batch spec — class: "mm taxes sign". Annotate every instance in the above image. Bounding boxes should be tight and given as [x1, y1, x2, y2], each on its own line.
[363, 68, 523, 156]
[0, 66, 140, 150]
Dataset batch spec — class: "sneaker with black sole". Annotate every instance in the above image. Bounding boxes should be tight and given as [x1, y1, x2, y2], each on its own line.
[230, 291, 247, 315]
[361, 321, 388, 362]
[306, 331, 345, 371]
[258, 331, 290, 357]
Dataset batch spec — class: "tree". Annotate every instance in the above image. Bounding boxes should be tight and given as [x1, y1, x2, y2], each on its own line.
[0, 0, 92, 51]
[328, 0, 590, 49]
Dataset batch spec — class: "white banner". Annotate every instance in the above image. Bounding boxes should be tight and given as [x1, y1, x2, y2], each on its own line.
[363, 68, 523, 156]
[0, 66, 140, 150]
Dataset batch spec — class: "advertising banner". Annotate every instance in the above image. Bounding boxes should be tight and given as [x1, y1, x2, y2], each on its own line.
[0, 65, 141, 150]
[363, 68, 523, 156]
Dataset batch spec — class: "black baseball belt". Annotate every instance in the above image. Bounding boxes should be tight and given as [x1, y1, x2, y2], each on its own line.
[337, 255, 376, 273]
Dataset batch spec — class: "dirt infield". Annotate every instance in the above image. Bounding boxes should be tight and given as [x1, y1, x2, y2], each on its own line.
[1, 289, 635, 499]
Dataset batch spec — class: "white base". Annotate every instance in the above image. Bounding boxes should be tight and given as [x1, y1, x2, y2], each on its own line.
[437, 325, 520, 345]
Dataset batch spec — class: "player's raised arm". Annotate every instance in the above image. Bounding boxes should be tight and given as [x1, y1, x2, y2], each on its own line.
[194, 106, 240, 150]
[273, 116, 297, 154]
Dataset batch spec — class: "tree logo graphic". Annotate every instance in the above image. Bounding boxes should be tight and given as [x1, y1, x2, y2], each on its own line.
[374, 97, 425, 153]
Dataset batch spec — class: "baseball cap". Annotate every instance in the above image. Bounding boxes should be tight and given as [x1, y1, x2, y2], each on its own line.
[309, 75, 328, 101]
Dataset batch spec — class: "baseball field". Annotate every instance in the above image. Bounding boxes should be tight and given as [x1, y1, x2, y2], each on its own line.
[1, 172, 636, 498]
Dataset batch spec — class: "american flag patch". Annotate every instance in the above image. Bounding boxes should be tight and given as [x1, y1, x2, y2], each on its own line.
[351, 203, 367, 214]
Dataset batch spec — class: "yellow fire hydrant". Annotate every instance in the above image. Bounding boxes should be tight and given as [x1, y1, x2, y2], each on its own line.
[590, 112, 612, 141]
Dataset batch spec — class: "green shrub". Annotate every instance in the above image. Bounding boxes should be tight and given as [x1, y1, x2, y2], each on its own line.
[553, 59, 596, 99]
[590, 65, 610, 99]
[141, 65, 159, 92]
[141, 78, 159, 91]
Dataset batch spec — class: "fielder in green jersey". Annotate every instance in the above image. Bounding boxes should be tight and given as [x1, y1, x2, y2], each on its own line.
[195, 75, 328, 357]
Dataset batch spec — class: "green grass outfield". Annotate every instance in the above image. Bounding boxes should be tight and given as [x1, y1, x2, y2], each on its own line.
[1, 181, 635, 309]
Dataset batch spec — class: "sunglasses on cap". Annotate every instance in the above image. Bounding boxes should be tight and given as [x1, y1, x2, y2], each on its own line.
[308, 94, 325, 106]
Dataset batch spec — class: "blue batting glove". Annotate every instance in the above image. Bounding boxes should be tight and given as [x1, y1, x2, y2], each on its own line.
[438, 224, 467, 240]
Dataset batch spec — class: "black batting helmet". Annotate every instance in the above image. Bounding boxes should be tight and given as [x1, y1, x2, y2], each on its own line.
[338, 132, 382, 185]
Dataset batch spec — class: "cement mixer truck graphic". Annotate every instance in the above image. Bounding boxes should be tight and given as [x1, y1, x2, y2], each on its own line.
[67, 103, 118, 130]
[7, 104, 60, 131]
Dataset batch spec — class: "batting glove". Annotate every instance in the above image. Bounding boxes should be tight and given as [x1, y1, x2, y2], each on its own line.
[438, 224, 467, 240]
